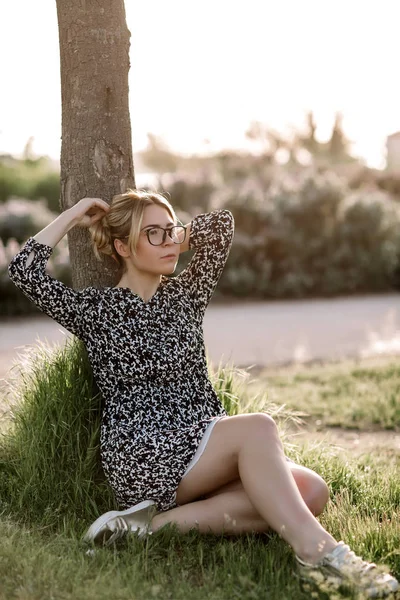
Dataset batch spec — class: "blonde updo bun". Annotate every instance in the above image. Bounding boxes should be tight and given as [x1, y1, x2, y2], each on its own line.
[89, 189, 176, 271]
[90, 215, 114, 259]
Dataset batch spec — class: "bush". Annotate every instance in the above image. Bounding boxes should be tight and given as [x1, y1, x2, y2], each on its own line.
[158, 173, 216, 214]
[0, 198, 56, 244]
[31, 171, 60, 213]
[0, 157, 60, 212]
[377, 172, 400, 198]
[3, 169, 400, 314]
[217, 173, 400, 298]
[159, 170, 400, 299]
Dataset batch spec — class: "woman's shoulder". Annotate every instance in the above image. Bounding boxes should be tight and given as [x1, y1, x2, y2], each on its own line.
[80, 285, 120, 296]
[78, 286, 114, 302]
[81, 285, 141, 303]
[77, 286, 124, 316]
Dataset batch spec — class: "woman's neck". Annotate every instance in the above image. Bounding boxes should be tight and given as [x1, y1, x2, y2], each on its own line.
[116, 269, 162, 302]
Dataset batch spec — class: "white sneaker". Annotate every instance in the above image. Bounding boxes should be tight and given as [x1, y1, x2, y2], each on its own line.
[83, 500, 157, 546]
[296, 541, 399, 598]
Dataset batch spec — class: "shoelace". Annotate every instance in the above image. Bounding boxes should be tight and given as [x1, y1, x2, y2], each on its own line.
[332, 545, 377, 577]
[103, 516, 149, 546]
[104, 517, 129, 546]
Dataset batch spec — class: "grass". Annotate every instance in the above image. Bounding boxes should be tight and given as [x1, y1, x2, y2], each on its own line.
[0, 341, 114, 530]
[0, 341, 399, 599]
[249, 358, 400, 430]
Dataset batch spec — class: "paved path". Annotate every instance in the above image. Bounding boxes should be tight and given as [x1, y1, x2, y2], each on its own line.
[1, 294, 400, 383]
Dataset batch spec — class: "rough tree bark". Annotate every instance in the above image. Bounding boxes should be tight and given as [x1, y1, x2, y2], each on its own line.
[56, 0, 135, 289]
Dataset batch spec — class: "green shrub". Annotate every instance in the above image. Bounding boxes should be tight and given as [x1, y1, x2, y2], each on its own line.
[0, 161, 36, 202]
[3, 169, 400, 312]
[219, 174, 400, 298]
[0, 198, 55, 244]
[159, 174, 216, 214]
[0, 164, 18, 202]
[157, 170, 400, 299]
[377, 172, 400, 197]
[31, 171, 60, 213]
[0, 157, 60, 212]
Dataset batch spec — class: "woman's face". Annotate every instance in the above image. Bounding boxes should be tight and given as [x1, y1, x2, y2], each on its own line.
[130, 204, 181, 276]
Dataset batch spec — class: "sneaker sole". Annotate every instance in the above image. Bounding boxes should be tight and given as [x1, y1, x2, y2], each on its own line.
[83, 499, 156, 544]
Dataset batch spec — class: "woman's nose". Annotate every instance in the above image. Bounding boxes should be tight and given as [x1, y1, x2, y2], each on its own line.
[163, 232, 174, 244]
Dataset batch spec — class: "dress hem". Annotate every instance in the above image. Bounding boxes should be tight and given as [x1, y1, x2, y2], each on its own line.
[182, 415, 226, 477]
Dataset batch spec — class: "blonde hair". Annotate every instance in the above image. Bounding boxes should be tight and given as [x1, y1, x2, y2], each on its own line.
[90, 189, 177, 271]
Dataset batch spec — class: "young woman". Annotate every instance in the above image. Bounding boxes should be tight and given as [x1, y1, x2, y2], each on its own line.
[8, 190, 398, 598]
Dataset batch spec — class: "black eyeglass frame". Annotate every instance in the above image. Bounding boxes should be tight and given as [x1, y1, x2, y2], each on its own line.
[140, 225, 187, 246]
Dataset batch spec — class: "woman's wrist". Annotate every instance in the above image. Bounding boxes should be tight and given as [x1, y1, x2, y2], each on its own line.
[64, 205, 81, 229]
[33, 208, 78, 248]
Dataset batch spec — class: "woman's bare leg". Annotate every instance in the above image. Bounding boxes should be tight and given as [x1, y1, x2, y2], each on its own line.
[172, 414, 337, 563]
[153, 484, 267, 535]
[205, 463, 330, 516]
[151, 464, 330, 535]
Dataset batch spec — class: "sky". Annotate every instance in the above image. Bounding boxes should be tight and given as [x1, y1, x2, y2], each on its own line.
[0, 0, 399, 168]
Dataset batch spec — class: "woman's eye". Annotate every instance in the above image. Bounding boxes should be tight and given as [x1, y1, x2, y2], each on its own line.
[148, 229, 159, 236]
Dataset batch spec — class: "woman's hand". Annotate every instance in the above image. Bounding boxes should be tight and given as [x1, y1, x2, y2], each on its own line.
[31, 197, 110, 249]
[69, 197, 110, 228]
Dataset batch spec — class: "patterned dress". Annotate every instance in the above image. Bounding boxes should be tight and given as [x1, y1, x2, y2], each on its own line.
[8, 209, 235, 511]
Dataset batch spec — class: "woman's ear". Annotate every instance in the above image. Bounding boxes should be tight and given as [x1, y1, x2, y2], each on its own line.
[114, 238, 130, 258]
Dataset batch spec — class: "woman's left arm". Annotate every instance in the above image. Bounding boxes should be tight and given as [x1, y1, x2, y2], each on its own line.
[176, 209, 234, 312]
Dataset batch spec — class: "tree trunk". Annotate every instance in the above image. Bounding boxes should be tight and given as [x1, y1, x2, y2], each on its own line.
[56, 0, 135, 289]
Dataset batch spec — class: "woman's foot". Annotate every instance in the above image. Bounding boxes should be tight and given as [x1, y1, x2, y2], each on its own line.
[83, 500, 157, 546]
[296, 541, 399, 598]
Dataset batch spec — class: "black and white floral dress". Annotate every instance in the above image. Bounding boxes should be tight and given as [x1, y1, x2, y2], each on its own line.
[8, 209, 235, 511]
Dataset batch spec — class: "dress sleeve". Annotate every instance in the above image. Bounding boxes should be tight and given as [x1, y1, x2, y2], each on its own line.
[8, 237, 86, 339]
[176, 209, 234, 313]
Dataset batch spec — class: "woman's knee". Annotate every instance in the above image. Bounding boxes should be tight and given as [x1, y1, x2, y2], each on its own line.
[309, 477, 330, 515]
[244, 412, 279, 440]
[313, 474, 330, 514]
[292, 466, 330, 516]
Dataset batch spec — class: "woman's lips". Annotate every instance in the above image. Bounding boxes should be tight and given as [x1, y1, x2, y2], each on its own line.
[161, 254, 176, 260]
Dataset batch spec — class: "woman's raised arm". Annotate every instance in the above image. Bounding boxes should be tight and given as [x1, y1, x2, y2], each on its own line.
[8, 198, 109, 339]
[176, 209, 234, 314]
[33, 197, 109, 249]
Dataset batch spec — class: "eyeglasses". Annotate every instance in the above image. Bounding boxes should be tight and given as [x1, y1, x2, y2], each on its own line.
[141, 225, 187, 246]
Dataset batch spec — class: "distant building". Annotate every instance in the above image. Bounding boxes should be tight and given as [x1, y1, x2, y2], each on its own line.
[386, 132, 400, 173]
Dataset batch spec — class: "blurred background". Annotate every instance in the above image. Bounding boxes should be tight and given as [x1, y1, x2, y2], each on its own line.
[1, 0, 400, 317]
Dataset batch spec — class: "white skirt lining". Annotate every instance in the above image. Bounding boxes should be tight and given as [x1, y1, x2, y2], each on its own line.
[182, 416, 226, 478]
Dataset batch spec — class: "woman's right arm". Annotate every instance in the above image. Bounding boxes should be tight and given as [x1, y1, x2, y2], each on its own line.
[8, 198, 109, 338]
[33, 197, 110, 249]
